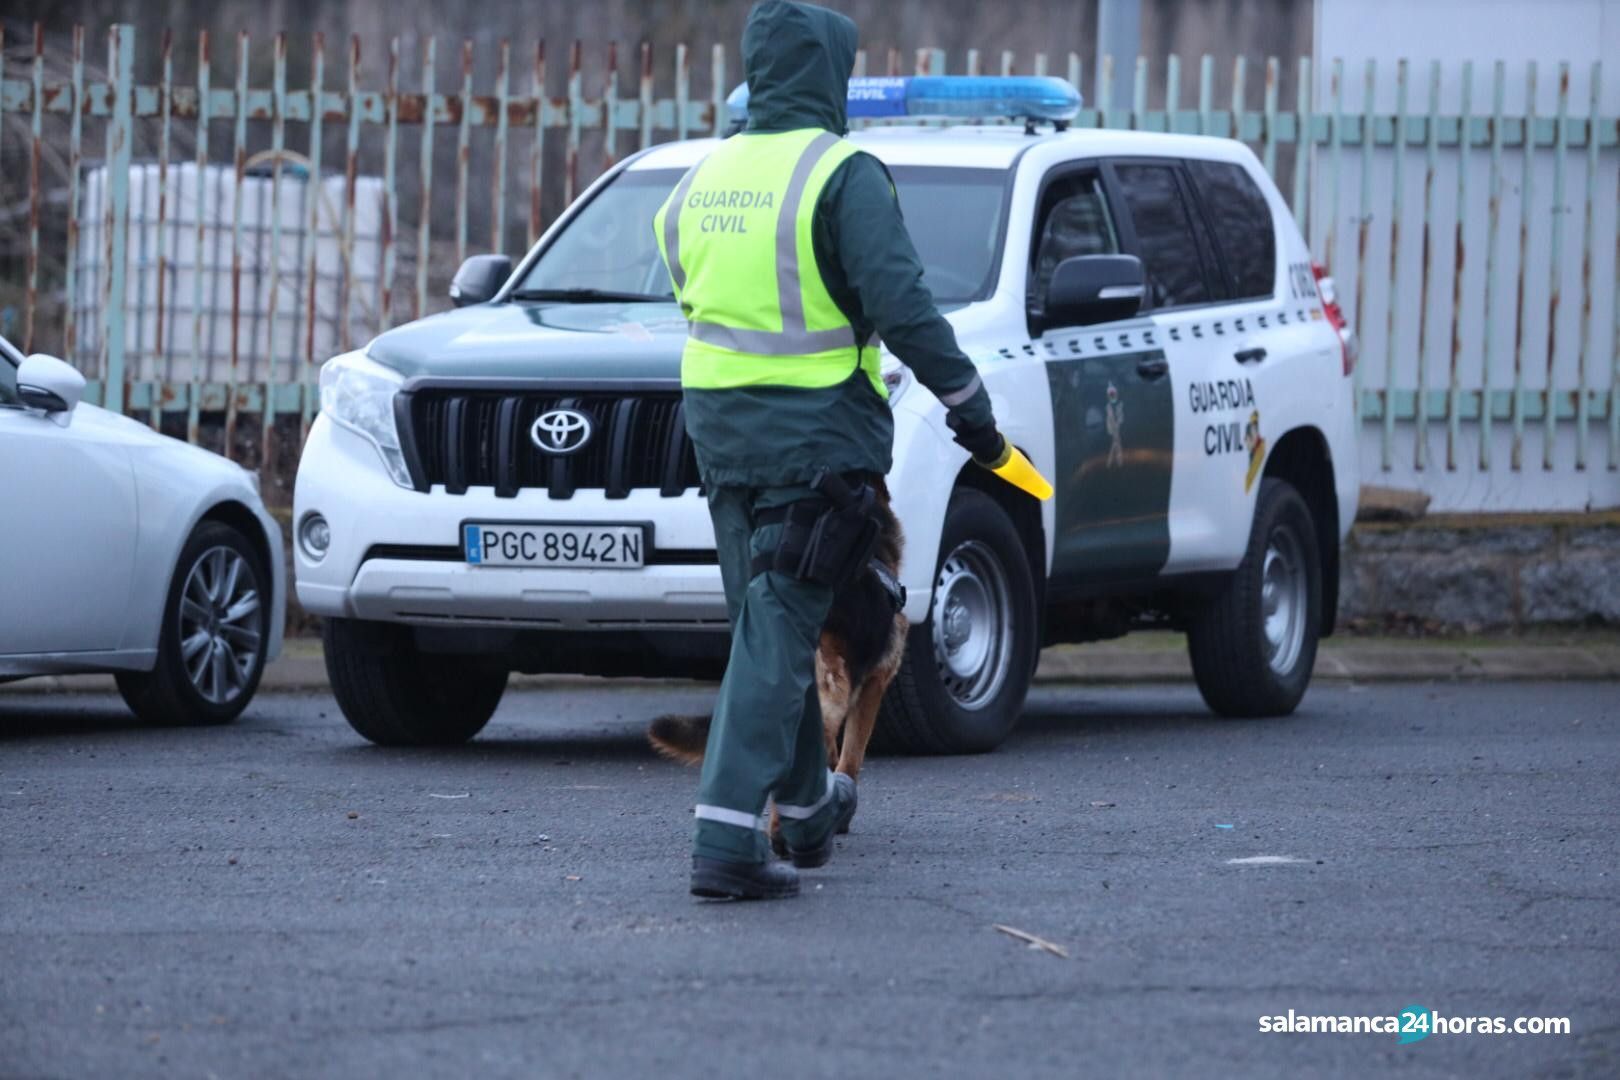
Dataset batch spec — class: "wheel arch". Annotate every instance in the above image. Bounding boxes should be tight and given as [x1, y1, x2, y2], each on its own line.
[198, 500, 276, 583]
[951, 456, 1047, 616]
[1261, 425, 1339, 636]
[876, 466, 1044, 755]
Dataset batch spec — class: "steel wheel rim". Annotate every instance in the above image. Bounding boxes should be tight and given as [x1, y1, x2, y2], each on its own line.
[1261, 526, 1307, 676]
[930, 539, 1013, 710]
[178, 546, 262, 705]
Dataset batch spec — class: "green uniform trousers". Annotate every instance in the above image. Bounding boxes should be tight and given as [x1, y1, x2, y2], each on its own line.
[694, 484, 843, 864]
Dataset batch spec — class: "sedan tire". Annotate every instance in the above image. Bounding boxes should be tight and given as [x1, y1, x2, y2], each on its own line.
[117, 521, 270, 726]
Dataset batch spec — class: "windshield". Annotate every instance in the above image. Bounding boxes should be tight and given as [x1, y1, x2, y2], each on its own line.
[514, 163, 1010, 305]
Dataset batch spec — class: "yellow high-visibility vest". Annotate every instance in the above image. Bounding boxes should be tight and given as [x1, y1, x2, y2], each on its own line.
[654, 128, 886, 398]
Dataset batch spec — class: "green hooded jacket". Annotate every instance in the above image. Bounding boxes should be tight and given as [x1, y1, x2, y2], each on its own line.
[675, 0, 995, 488]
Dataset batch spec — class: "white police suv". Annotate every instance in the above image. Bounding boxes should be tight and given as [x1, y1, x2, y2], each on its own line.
[294, 77, 1358, 751]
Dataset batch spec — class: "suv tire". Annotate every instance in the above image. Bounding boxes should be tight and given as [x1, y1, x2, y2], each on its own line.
[117, 521, 270, 726]
[323, 618, 508, 746]
[1187, 477, 1321, 717]
[877, 488, 1038, 754]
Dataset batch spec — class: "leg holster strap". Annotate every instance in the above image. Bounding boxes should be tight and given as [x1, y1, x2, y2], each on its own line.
[748, 471, 882, 589]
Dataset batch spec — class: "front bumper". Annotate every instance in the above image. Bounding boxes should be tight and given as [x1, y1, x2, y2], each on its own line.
[311, 558, 730, 630]
[294, 416, 729, 630]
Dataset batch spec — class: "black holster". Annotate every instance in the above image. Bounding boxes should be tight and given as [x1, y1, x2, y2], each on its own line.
[751, 469, 882, 589]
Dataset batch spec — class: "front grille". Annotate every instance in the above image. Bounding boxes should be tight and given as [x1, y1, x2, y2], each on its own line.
[401, 387, 702, 499]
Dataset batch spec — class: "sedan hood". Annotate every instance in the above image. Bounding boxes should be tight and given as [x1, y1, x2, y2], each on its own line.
[364, 301, 689, 381]
[61, 399, 261, 491]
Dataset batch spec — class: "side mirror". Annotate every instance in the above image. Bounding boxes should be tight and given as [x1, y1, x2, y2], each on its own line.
[1042, 254, 1146, 330]
[17, 353, 85, 414]
[448, 254, 513, 307]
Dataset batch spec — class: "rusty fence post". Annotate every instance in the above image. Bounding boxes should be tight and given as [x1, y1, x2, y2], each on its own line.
[102, 24, 136, 416]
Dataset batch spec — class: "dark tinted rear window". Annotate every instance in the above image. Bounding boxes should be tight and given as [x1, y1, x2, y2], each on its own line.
[1114, 163, 1212, 309]
[1187, 159, 1276, 300]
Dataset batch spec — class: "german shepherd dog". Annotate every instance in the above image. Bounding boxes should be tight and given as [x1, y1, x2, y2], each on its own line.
[648, 477, 907, 847]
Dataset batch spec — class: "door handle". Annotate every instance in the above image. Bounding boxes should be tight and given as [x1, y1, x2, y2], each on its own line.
[1234, 347, 1267, 364]
[1135, 357, 1169, 380]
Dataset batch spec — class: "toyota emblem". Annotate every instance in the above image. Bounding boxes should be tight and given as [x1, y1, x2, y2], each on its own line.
[530, 408, 594, 455]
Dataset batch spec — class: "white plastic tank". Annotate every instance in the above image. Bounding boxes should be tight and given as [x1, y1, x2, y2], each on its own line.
[72, 160, 384, 384]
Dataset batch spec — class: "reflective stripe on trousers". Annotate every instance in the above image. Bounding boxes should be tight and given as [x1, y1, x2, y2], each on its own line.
[694, 804, 766, 832]
[693, 770, 834, 831]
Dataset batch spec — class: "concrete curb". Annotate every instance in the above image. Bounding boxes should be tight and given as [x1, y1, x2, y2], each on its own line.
[5, 635, 1617, 696]
[1033, 641, 1620, 683]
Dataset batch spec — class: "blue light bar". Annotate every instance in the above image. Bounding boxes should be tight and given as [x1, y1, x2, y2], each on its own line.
[726, 75, 1082, 130]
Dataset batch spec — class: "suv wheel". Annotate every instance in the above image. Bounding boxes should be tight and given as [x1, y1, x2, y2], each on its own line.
[117, 521, 270, 726]
[322, 618, 509, 746]
[1187, 478, 1321, 717]
[878, 489, 1038, 754]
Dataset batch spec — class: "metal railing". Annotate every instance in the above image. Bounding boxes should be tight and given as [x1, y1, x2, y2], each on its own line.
[1, 24, 1617, 502]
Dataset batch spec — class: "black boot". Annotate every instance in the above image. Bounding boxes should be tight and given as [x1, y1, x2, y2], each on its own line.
[787, 773, 858, 869]
[690, 856, 800, 900]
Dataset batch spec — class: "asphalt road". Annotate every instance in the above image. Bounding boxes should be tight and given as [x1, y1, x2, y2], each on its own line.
[2, 680, 1617, 1079]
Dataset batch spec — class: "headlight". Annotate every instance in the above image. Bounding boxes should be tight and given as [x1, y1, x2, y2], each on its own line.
[319, 352, 413, 488]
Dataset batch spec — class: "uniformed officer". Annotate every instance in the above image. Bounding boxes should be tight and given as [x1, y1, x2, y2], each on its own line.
[654, 0, 1007, 900]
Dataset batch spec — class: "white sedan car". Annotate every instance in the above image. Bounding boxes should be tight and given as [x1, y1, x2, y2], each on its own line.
[0, 335, 284, 723]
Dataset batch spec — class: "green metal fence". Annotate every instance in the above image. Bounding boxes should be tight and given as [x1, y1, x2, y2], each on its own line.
[1, 24, 1617, 501]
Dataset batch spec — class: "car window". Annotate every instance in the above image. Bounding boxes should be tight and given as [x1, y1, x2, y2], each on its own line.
[514, 163, 1011, 306]
[1029, 173, 1119, 314]
[0, 337, 20, 406]
[1187, 159, 1276, 300]
[522, 169, 683, 298]
[1113, 162, 1213, 309]
[887, 166, 1011, 304]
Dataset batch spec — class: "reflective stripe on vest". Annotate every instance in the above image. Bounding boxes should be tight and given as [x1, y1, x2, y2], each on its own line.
[654, 128, 885, 397]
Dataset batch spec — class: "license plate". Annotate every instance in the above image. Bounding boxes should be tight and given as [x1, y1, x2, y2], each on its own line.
[462, 523, 645, 568]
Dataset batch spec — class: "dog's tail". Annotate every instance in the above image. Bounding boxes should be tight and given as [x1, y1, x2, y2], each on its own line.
[648, 714, 711, 765]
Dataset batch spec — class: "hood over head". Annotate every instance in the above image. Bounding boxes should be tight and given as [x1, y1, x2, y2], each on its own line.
[741, 0, 857, 134]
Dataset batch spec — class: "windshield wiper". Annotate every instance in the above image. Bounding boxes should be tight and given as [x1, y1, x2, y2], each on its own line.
[507, 287, 672, 304]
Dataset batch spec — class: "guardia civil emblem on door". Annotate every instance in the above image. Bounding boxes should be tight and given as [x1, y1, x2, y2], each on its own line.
[1105, 381, 1125, 468]
[1244, 410, 1266, 492]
